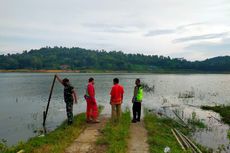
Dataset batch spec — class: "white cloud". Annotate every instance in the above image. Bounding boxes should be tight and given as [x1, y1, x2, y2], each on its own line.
[0, 0, 229, 60]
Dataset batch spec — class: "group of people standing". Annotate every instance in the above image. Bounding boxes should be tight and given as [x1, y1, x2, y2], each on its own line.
[55, 74, 143, 125]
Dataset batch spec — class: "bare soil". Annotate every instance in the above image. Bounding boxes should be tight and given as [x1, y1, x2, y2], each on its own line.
[65, 116, 107, 153]
[128, 121, 149, 153]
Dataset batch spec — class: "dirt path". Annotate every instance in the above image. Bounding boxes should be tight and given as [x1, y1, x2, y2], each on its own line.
[65, 116, 107, 153]
[128, 121, 149, 153]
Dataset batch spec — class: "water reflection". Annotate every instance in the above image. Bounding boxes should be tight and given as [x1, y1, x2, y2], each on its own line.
[0, 73, 230, 152]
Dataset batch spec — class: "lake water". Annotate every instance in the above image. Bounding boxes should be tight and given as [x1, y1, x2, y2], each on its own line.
[0, 73, 230, 151]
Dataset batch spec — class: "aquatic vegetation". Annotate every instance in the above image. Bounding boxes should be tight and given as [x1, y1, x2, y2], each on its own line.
[227, 130, 230, 140]
[144, 110, 213, 153]
[96, 109, 131, 153]
[98, 104, 105, 113]
[141, 82, 155, 93]
[0, 139, 8, 153]
[187, 112, 206, 129]
[172, 109, 206, 129]
[178, 91, 195, 98]
[144, 112, 188, 153]
[201, 105, 230, 125]
[144, 111, 211, 153]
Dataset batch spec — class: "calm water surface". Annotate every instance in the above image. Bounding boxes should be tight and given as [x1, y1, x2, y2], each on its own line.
[0, 73, 230, 151]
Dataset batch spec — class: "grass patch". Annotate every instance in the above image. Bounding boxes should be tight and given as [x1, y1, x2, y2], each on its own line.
[187, 112, 206, 129]
[0, 104, 104, 153]
[1, 113, 86, 153]
[96, 109, 131, 153]
[201, 105, 230, 125]
[144, 112, 211, 153]
[98, 105, 105, 114]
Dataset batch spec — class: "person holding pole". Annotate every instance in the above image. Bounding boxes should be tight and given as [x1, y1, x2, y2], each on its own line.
[56, 74, 77, 125]
[132, 78, 143, 123]
[84, 77, 100, 123]
[110, 78, 124, 123]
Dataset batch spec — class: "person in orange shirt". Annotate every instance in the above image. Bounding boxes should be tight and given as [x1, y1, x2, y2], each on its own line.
[84, 77, 100, 123]
[110, 78, 124, 122]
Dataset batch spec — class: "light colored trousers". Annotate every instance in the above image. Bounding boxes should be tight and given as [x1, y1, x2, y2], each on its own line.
[111, 104, 121, 122]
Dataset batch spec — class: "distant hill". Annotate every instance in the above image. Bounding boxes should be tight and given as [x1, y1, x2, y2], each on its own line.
[0, 47, 230, 72]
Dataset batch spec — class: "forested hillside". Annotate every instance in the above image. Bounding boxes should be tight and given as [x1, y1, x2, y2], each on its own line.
[0, 47, 230, 72]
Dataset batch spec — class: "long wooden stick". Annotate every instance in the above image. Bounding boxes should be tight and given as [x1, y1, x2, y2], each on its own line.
[171, 129, 186, 150]
[175, 129, 197, 153]
[174, 128, 190, 149]
[43, 75, 56, 126]
[179, 130, 202, 153]
[172, 110, 189, 127]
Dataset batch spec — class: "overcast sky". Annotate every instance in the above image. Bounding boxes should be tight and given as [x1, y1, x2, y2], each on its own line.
[0, 0, 229, 60]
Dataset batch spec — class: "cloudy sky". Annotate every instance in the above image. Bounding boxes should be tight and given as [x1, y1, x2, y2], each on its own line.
[0, 0, 229, 60]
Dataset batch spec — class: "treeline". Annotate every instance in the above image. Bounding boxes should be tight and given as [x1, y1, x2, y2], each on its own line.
[0, 46, 230, 72]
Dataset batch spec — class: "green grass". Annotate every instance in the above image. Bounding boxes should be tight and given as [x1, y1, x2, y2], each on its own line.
[0, 105, 104, 153]
[96, 109, 131, 153]
[1, 113, 87, 153]
[144, 112, 211, 153]
[144, 112, 189, 153]
[201, 105, 230, 125]
[187, 112, 206, 129]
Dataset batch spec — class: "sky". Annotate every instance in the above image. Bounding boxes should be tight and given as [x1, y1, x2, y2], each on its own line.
[0, 0, 229, 60]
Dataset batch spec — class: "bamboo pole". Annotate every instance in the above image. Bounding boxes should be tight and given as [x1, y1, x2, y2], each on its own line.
[43, 75, 56, 127]
[174, 128, 190, 149]
[171, 129, 185, 150]
[179, 130, 202, 153]
[160, 112, 188, 128]
[17, 150, 24, 153]
[172, 110, 189, 127]
[175, 129, 197, 153]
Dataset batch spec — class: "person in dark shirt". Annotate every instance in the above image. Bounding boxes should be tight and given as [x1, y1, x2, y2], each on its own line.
[56, 74, 77, 125]
[132, 78, 143, 123]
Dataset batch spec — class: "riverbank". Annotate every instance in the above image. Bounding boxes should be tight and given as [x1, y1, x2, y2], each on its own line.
[0, 105, 105, 153]
[1, 69, 230, 74]
[0, 113, 86, 153]
[144, 112, 211, 153]
[0, 110, 213, 153]
[0, 69, 80, 73]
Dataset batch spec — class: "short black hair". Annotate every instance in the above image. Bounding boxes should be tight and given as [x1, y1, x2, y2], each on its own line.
[136, 78, 140, 83]
[113, 78, 119, 84]
[63, 78, 69, 83]
[63, 78, 69, 86]
[88, 77, 94, 82]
